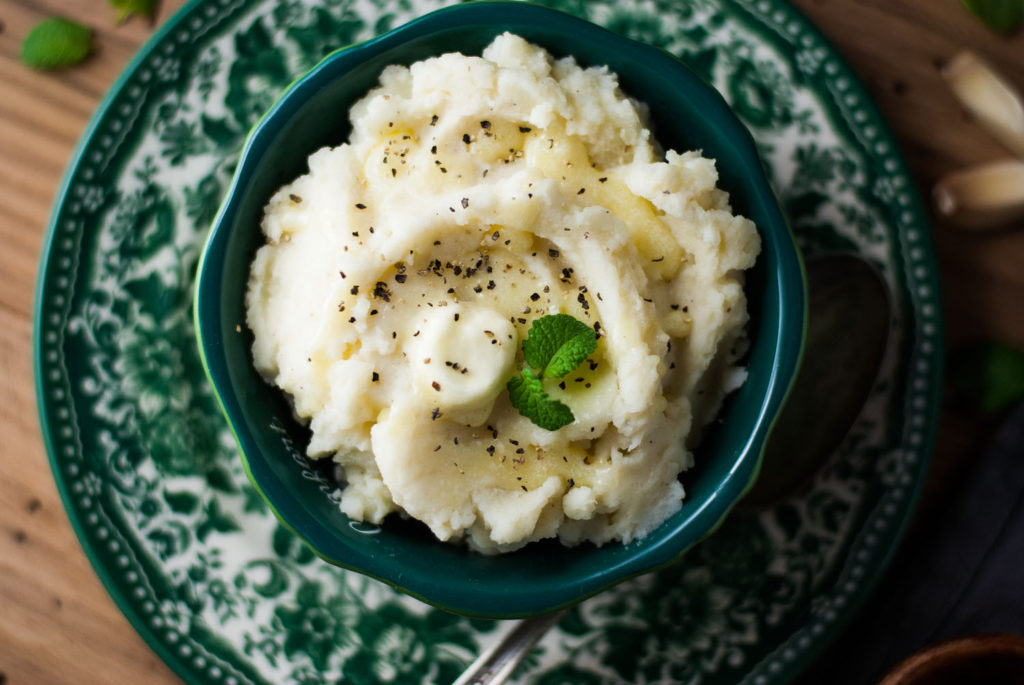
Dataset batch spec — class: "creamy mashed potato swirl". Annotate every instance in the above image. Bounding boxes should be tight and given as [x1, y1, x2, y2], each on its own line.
[246, 34, 760, 553]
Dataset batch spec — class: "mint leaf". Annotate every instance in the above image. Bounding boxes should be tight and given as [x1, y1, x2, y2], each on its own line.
[507, 369, 575, 431]
[21, 18, 92, 70]
[951, 340, 1024, 414]
[522, 313, 597, 378]
[109, 0, 157, 23]
[961, 0, 1024, 33]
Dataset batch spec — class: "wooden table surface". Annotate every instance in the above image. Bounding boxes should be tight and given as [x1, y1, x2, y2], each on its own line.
[1, 1, 1022, 683]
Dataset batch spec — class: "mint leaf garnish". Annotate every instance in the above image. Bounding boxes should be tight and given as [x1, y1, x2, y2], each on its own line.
[508, 313, 599, 430]
[961, 0, 1024, 33]
[522, 313, 597, 378]
[507, 369, 575, 431]
[21, 18, 92, 70]
[109, 0, 157, 23]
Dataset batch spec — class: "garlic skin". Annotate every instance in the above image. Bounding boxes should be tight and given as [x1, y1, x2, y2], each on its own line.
[933, 160, 1024, 229]
[942, 50, 1024, 158]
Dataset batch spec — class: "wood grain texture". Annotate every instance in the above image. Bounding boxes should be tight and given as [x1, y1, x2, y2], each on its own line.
[0, 1, 1021, 683]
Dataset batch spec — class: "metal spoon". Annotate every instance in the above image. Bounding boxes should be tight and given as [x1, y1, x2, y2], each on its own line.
[453, 252, 891, 685]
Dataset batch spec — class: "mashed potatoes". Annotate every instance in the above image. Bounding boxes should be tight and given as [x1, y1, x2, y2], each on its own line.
[246, 34, 760, 553]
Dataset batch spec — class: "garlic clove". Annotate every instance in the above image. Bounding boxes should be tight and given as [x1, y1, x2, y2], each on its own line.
[942, 50, 1024, 158]
[933, 159, 1024, 229]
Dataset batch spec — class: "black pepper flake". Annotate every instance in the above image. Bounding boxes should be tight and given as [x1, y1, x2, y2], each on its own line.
[642, 297, 653, 303]
[558, 381, 566, 390]
[577, 292, 590, 310]
[487, 280, 496, 290]
[593, 321, 603, 338]
[521, 485, 528, 492]
[519, 125, 532, 133]
[577, 188, 586, 195]
[670, 304, 680, 310]
[395, 273, 407, 284]
[585, 382, 591, 388]
[548, 249, 559, 258]
[432, 381, 441, 391]
[371, 372, 380, 382]
[339, 271, 346, 278]
[652, 256, 665, 263]
[372, 281, 392, 302]
[440, 167, 448, 173]
[289, 193, 302, 203]
[434, 445, 442, 452]
[461, 197, 469, 209]
[369, 309, 378, 316]
[391, 168, 397, 177]
[509, 439, 519, 445]
[348, 316, 356, 323]
[530, 292, 540, 301]
[598, 177, 607, 183]
[515, 448, 525, 455]
[350, 285, 359, 295]
[683, 306, 689, 312]
[517, 317, 527, 324]
[462, 133, 471, 144]
[589, 360, 598, 371]
[480, 120, 491, 129]
[568, 478, 575, 487]
[473, 285, 483, 293]
[486, 445, 496, 455]
[355, 203, 366, 210]
[352, 231, 359, 237]
[430, 114, 438, 126]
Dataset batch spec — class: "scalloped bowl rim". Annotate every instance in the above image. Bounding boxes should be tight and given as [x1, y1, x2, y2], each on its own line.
[194, 0, 806, 618]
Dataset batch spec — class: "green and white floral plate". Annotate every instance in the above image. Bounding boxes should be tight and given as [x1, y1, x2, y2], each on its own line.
[34, 0, 941, 683]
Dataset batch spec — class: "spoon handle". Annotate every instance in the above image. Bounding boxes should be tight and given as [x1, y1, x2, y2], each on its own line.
[451, 609, 567, 685]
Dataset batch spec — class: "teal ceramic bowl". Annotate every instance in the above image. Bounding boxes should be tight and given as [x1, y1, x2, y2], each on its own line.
[194, 1, 805, 618]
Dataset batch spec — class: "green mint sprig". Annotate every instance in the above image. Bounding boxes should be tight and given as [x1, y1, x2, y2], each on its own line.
[507, 314, 597, 430]
[21, 18, 92, 70]
[109, 0, 157, 23]
[961, 0, 1024, 33]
